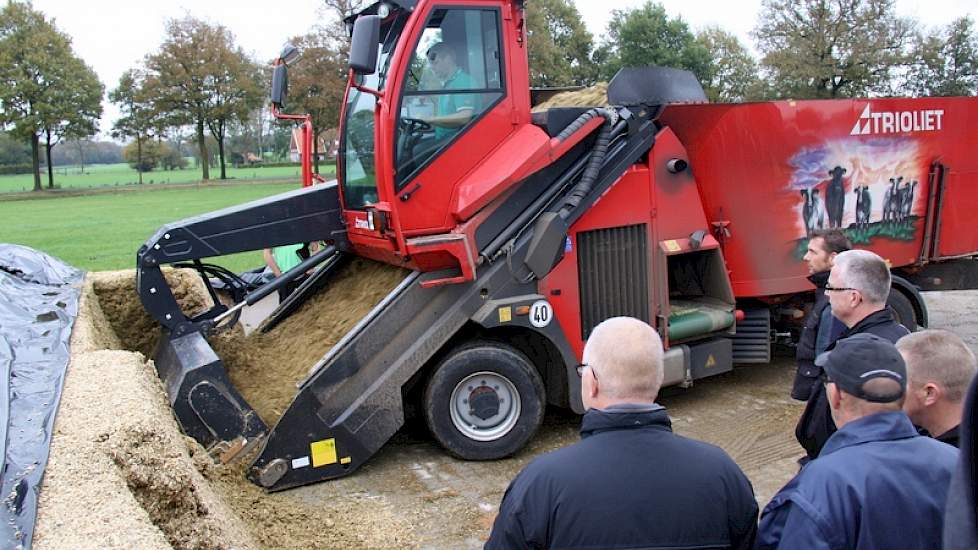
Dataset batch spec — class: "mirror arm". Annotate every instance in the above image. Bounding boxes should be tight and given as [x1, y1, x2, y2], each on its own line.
[349, 71, 382, 98]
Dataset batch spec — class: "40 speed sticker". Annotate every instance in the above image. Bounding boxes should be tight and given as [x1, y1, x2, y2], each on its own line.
[529, 300, 554, 328]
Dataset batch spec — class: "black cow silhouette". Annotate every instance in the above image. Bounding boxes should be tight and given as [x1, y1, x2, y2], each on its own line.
[810, 188, 825, 233]
[801, 189, 812, 236]
[900, 180, 917, 222]
[882, 177, 902, 224]
[826, 166, 847, 229]
[854, 185, 872, 229]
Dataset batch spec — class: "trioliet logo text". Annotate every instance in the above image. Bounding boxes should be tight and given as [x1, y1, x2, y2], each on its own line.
[850, 104, 944, 136]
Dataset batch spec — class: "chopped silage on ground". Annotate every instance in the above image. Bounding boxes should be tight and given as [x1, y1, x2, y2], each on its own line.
[35, 267, 418, 548]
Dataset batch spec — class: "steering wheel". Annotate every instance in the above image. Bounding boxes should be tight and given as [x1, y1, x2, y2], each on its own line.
[400, 117, 433, 134]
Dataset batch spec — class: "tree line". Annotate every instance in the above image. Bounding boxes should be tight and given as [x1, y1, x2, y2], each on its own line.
[2, 0, 976, 192]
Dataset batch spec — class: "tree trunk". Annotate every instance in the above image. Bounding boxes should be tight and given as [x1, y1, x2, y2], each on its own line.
[136, 136, 144, 185]
[218, 134, 227, 180]
[196, 119, 210, 181]
[77, 140, 86, 174]
[31, 133, 42, 192]
[45, 128, 54, 189]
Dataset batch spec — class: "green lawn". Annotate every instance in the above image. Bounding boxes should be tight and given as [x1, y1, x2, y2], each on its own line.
[0, 182, 301, 272]
[0, 161, 336, 194]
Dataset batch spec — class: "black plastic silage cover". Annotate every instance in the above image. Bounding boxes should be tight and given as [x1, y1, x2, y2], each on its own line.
[0, 244, 83, 549]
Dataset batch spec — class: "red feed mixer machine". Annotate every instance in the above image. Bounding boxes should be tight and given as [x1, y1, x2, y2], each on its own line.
[136, 0, 978, 490]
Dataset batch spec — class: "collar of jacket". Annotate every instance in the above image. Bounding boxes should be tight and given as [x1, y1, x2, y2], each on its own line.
[807, 270, 831, 287]
[839, 307, 897, 339]
[820, 410, 919, 456]
[580, 405, 672, 439]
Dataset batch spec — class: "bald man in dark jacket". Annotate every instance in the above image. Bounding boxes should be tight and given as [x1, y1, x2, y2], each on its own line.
[485, 317, 757, 549]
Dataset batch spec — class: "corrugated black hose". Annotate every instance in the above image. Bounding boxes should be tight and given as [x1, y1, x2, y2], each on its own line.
[558, 108, 619, 218]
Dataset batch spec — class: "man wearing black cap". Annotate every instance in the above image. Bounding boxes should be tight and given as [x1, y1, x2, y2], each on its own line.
[757, 334, 958, 549]
[795, 249, 910, 461]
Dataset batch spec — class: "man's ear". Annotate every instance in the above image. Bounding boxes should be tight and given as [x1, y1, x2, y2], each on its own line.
[589, 370, 600, 400]
[922, 382, 942, 406]
[827, 383, 842, 411]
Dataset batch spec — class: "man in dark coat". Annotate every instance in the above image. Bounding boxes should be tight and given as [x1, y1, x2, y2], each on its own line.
[792, 230, 851, 401]
[943, 374, 978, 549]
[759, 334, 957, 549]
[795, 249, 909, 461]
[897, 329, 977, 448]
[485, 317, 758, 550]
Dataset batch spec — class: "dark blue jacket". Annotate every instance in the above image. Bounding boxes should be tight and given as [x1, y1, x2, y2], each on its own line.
[795, 308, 910, 459]
[944, 374, 978, 549]
[759, 411, 958, 550]
[793, 271, 845, 401]
[486, 406, 758, 550]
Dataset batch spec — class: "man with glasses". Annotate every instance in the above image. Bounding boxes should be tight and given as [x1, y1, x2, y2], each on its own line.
[486, 317, 758, 550]
[758, 333, 957, 549]
[796, 249, 910, 462]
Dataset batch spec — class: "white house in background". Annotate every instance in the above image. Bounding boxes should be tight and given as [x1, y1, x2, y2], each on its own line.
[289, 127, 339, 162]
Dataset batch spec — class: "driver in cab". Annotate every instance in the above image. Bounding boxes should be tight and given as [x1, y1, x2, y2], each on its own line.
[421, 42, 476, 133]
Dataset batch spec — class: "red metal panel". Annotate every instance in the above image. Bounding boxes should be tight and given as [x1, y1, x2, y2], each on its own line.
[540, 166, 655, 360]
[660, 97, 978, 298]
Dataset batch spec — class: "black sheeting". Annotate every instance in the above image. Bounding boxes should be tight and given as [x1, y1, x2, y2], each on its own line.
[0, 244, 83, 548]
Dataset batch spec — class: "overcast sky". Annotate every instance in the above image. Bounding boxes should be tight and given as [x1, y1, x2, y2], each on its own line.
[28, 0, 978, 138]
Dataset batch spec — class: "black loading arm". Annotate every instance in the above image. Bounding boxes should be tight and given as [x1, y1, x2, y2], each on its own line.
[137, 181, 349, 334]
[135, 181, 349, 461]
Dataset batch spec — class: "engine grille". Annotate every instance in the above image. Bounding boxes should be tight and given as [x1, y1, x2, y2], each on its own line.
[577, 224, 650, 340]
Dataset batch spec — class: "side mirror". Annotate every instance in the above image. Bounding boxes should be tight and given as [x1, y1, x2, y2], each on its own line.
[349, 15, 381, 75]
[270, 64, 288, 108]
[271, 44, 300, 108]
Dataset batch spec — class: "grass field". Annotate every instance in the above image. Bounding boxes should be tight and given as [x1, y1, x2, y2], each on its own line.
[0, 182, 300, 273]
[0, 161, 336, 194]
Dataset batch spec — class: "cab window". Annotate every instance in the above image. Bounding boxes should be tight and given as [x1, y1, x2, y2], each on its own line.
[395, 8, 504, 187]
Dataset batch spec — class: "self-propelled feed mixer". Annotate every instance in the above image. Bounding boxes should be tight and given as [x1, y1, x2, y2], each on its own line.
[136, 0, 978, 491]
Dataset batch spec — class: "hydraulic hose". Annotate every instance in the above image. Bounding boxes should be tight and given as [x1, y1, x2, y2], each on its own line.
[558, 108, 621, 218]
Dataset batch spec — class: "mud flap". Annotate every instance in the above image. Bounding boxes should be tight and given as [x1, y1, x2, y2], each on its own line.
[155, 329, 267, 461]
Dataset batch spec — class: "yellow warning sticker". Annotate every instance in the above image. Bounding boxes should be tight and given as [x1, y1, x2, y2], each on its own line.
[664, 240, 681, 252]
[498, 306, 512, 323]
[311, 438, 338, 467]
[340, 456, 352, 465]
[705, 354, 717, 368]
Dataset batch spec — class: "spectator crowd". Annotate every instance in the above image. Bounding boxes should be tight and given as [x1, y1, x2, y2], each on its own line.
[485, 236, 977, 549]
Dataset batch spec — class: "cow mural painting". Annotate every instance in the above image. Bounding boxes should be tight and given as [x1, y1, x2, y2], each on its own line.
[790, 137, 926, 249]
[659, 98, 970, 301]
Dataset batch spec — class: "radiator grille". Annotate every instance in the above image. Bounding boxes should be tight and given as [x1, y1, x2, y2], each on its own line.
[577, 224, 650, 340]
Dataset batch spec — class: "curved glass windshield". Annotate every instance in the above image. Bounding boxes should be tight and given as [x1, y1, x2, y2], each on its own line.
[341, 12, 407, 210]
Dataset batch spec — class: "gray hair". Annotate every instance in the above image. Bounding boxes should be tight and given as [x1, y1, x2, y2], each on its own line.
[897, 329, 977, 402]
[583, 317, 664, 400]
[833, 249, 891, 305]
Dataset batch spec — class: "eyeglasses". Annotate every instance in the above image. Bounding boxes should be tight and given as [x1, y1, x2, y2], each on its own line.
[824, 285, 857, 292]
[575, 363, 596, 380]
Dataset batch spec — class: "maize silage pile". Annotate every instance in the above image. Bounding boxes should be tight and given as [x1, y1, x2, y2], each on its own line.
[35, 262, 417, 548]
[532, 83, 608, 111]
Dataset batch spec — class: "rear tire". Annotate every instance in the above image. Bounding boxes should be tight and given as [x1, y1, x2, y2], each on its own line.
[423, 342, 545, 460]
[887, 288, 918, 332]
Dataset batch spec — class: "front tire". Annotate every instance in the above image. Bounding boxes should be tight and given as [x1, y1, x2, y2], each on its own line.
[423, 342, 545, 460]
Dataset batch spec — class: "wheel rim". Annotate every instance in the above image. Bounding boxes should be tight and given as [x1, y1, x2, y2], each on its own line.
[449, 371, 521, 442]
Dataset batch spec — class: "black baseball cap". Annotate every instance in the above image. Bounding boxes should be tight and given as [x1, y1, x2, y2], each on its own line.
[815, 333, 906, 403]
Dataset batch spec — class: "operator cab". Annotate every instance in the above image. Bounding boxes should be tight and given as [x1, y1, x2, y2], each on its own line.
[395, 9, 503, 182]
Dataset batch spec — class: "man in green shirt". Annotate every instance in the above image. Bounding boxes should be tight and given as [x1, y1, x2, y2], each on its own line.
[425, 42, 478, 137]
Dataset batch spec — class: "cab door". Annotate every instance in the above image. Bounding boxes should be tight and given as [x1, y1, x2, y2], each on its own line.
[388, 3, 513, 235]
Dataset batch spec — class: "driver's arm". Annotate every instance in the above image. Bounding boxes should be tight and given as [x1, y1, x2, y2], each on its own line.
[425, 108, 473, 128]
